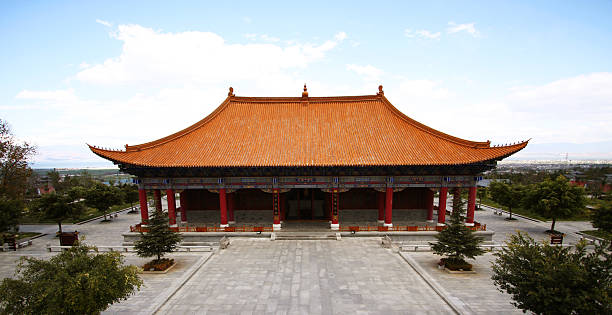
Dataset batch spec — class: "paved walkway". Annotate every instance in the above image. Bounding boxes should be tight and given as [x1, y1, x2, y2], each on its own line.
[3, 196, 598, 315]
[104, 253, 210, 315]
[472, 206, 592, 245]
[403, 252, 521, 315]
[157, 238, 454, 314]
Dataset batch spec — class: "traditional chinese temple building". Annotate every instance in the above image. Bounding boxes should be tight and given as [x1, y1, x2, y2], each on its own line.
[90, 85, 527, 231]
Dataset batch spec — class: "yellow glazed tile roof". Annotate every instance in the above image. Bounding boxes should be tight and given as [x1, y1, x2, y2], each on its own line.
[89, 89, 527, 168]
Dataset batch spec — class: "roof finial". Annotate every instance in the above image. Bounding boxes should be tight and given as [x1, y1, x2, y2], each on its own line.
[228, 86, 235, 97]
[302, 83, 308, 97]
[378, 85, 384, 95]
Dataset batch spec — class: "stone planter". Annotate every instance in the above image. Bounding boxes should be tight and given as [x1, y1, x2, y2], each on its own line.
[140, 261, 177, 274]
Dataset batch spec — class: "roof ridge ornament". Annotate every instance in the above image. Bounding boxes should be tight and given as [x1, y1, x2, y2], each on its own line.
[228, 86, 235, 97]
[301, 83, 309, 106]
[378, 85, 384, 96]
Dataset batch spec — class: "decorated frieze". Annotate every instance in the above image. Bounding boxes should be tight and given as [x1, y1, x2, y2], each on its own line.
[136, 175, 479, 190]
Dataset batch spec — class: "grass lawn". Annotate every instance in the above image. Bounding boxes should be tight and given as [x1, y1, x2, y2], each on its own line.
[479, 198, 591, 221]
[580, 230, 612, 241]
[16, 232, 42, 240]
[19, 202, 135, 224]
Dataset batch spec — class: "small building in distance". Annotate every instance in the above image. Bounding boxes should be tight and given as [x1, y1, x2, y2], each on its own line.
[90, 85, 527, 231]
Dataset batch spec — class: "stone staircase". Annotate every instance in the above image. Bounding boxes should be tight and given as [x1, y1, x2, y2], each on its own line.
[273, 232, 339, 241]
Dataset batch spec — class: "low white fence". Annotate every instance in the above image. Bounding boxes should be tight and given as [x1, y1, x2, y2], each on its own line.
[46, 244, 214, 253]
[399, 243, 574, 252]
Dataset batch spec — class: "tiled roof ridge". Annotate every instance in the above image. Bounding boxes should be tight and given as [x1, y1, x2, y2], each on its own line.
[231, 95, 380, 103]
[106, 94, 386, 153]
[89, 92, 528, 154]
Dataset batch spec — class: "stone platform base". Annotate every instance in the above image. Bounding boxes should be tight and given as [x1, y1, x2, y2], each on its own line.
[123, 230, 494, 245]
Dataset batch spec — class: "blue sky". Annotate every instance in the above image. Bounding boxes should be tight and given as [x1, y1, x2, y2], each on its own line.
[1, 1, 612, 167]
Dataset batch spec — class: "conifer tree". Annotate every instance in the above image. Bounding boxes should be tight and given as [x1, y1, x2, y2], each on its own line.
[134, 209, 181, 262]
[431, 188, 485, 269]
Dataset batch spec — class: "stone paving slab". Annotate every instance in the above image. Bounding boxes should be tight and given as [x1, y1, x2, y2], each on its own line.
[158, 238, 455, 315]
[104, 253, 210, 314]
[403, 251, 521, 315]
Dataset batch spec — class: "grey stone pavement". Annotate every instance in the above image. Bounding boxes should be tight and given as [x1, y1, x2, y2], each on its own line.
[403, 252, 521, 315]
[158, 238, 454, 315]
[1, 196, 598, 315]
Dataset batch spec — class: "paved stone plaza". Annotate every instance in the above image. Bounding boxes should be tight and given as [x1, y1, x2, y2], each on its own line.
[1, 200, 597, 315]
[157, 238, 454, 314]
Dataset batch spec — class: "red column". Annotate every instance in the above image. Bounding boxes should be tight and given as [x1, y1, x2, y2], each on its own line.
[437, 187, 448, 226]
[138, 189, 149, 225]
[466, 186, 477, 226]
[330, 189, 339, 230]
[228, 193, 235, 224]
[377, 191, 385, 223]
[426, 189, 435, 222]
[384, 187, 393, 227]
[166, 189, 177, 226]
[273, 189, 281, 230]
[153, 189, 162, 211]
[219, 188, 228, 227]
[179, 191, 187, 222]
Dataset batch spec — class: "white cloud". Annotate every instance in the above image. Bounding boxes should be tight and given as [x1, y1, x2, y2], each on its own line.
[260, 34, 280, 42]
[16, 89, 77, 102]
[346, 64, 384, 82]
[447, 22, 479, 37]
[406, 73, 612, 146]
[76, 25, 345, 88]
[415, 30, 441, 40]
[334, 31, 347, 41]
[405, 29, 441, 40]
[504, 72, 612, 143]
[395, 79, 450, 100]
[10, 24, 350, 165]
[95, 19, 112, 27]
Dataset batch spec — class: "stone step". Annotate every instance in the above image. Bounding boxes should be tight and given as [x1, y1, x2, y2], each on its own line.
[274, 234, 337, 240]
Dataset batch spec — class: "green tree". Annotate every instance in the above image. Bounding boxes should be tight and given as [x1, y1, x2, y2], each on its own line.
[0, 197, 22, 237]
[0, 242, 142, 315]
[591, 202, 612, 233]
[135, 209, 181, 262]
[76, 170, 95, 188]
[489, 181, 524, 220]
[31, 191, 84, 234]
[491, 232, 612, 315]
[0, 119, 36, 200]
[524, 175, 586, 232]
[46, 169, 65, 193]
[84, 183, 122, 221]
[121, 184, 139, 213]
[476, 186, 487, 209]
[431, 189, 485, 269]
[0, 119, 35, 233]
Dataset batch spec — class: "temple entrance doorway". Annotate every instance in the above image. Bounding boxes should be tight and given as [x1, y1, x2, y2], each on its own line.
[285, 188, 327, 221]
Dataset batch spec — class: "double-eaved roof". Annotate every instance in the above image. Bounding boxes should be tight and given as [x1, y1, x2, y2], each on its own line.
[89, 86, 527, 169]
